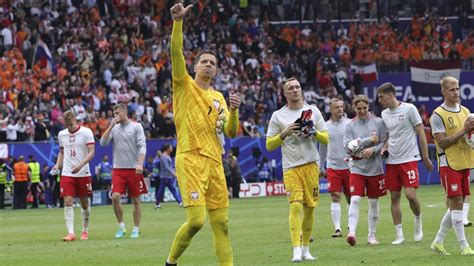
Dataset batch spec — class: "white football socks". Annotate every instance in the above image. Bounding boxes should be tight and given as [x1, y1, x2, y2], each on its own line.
[81, 206, 90, 232]
[451, 210, 469, 249]
[463, 202, 470, 223]
[348, 196, 361, 235]
[331, 202, 341, 231]
[64, 206, 74, 235]
[434, 209, 452, 244]
[368, 199, 379, 238]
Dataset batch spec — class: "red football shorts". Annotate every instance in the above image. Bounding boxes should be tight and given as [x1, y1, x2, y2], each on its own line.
[60, 176, 92, 198]
[440, 166, 471, 198]
[112, 169, 148, 198]
[385, 161, 419, 191]
[349, 173, 386, 198]
[327, 168, 350, 196]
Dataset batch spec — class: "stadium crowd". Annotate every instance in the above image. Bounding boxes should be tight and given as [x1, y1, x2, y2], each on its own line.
[0, 0, 473, 143]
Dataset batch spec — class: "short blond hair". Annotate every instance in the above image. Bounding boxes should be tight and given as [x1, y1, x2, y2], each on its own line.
[113, 103, 127, 111]
[283, 77, 298, 90]
[63, 110, 75, 122]
[352, 94, 369, 106]
[329, 98, 343, 107]
[440, 76, 459, 91]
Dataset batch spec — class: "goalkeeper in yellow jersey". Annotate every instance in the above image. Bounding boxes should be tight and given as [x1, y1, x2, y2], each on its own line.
[166, 3, 240, 266]
[266, 77, 329, 262]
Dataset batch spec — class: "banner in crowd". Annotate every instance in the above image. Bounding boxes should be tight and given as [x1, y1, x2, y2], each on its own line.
[363, 70, 474, 111]
[35, 39, 57, 74]
[410, 60, 461, 96]
[353, 63, 378, 83]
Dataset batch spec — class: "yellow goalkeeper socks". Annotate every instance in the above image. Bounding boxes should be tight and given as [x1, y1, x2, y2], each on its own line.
[209, 208, 233, 266]
[289, 202, 303, 247]
[302, 206, 314, 246]
[167, 206, 206, 264]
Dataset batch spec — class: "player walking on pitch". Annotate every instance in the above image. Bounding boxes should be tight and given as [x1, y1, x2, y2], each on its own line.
[429, 76, 474, 255]
[100, 103, 148, 239]
[319, 98, 351, 238]
[377, 83, 433, 245]
[166, 3, 241, 266]
[266, 77, 329, 262]
[52, 110, 95, 241]
[344, 95, 387, 246]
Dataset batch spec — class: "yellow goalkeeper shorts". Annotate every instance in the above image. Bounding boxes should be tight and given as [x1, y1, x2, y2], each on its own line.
[283, 162, 319, 207]
[176, 150, 228, 209]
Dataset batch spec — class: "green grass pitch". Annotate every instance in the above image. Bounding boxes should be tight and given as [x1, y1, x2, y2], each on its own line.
[1, 184, 474, 265]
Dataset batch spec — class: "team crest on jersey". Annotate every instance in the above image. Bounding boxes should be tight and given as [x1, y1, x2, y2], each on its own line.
[399, 115, 405, 121]
[451, 184, 458, 192]
[191, 191, 199, 200]
[69, 135, 75, 143]
[213, 99, 220, 110]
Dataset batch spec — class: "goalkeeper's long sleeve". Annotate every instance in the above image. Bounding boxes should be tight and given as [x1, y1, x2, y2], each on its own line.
[314, 130, 329, 144]
[224, 110, 239, 138]
[266, 134, 283, 151]
[171, 20, 186, 81]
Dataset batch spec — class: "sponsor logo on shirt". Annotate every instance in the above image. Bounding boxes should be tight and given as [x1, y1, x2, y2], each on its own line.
[447, 117, 457, 130]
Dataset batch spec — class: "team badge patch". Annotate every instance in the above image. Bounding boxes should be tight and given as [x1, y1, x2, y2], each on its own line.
[69, 135, 75, 143]
[191, 191, 199, 200]
[213, 99, 220, 110]
[399, 115, 405, 121]
[451, 184, 458, 192]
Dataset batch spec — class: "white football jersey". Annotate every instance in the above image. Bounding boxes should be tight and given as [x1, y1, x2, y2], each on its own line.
[58, 126, 95, 177]
[381, 102, 422, 164]
[267, 103, 327, 170]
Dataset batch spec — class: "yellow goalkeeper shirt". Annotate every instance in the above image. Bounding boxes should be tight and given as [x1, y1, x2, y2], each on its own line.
[171, 20, 238, 162]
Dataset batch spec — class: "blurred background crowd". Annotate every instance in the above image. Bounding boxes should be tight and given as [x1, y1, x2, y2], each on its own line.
[0, 0, 473, 142]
